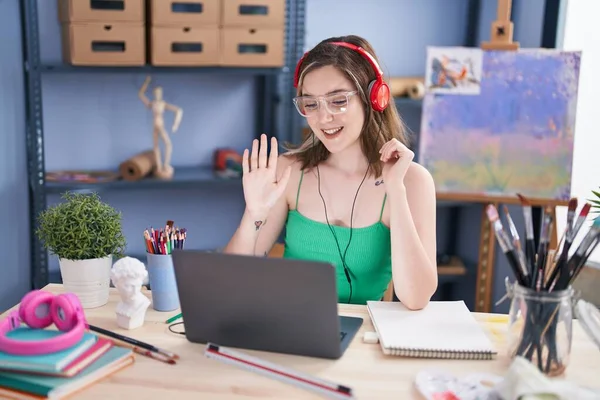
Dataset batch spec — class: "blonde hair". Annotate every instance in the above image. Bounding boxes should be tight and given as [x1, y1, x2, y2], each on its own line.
[285, 35, 410, 177]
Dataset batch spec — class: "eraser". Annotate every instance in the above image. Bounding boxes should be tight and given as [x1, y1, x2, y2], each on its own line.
[362, 331, 379, 344]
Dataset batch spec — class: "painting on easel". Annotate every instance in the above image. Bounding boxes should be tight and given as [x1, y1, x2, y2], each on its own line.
[419, 47, 581, 201]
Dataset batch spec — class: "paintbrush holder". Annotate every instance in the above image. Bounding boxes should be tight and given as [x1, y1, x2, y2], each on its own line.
[505, 281, 575, 377]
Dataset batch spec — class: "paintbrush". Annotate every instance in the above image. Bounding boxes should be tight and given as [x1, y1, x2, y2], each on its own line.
[503, 205, 530, 287]
[568, 203, 591, 243]
[554, 217, 600, 291]
[565, 198, 578, 239]
[486, 204, 528, 286]
[545, 199, 579, 290]
[517, 194, 537, 280]
[533, 208, 553, 291]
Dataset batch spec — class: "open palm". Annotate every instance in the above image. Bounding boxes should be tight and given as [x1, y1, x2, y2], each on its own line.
[242, 135, 291, 217]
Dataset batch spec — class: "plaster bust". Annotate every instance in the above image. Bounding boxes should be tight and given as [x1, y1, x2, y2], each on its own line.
[110, 257, 151, 330]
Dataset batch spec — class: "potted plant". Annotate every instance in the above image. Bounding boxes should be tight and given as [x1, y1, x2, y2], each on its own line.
[37, 191, 127, 308]
[590, 187, 600, 221]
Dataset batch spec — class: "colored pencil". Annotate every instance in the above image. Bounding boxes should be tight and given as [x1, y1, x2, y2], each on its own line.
[143, 220, 187, 255]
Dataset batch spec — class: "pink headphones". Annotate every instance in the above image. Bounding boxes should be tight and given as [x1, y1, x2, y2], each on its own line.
[0, 290, 87, 355]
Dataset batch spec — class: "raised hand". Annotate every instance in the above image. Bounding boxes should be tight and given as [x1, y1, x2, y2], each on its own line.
[242, 134, 291, 219]
[380, 138, 414, 192]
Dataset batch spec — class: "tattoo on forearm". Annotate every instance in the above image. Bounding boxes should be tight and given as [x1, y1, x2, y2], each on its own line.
[254, 220, 263, 230]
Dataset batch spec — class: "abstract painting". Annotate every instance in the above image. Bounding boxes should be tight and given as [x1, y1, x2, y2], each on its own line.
[419, 47, 581, 201]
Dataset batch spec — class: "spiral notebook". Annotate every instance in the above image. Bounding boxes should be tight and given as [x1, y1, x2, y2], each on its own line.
[366, 300, 497, 360]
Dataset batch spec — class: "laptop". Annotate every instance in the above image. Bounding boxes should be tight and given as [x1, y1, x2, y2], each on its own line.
[171, 250, 363, 359]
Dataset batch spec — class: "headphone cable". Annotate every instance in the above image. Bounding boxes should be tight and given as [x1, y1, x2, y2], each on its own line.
[313, 134, 369, 303]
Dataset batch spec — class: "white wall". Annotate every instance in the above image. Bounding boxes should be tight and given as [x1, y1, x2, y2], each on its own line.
[556, 0, 600, 262]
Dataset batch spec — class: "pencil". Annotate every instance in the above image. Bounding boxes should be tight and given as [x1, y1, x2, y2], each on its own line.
[165, 313, 182, 324]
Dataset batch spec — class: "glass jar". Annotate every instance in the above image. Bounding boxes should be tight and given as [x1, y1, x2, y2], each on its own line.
[505, 281, 574, 377]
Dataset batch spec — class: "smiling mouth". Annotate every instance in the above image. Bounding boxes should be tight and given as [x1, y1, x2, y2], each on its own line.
[321, 127, 343, 136]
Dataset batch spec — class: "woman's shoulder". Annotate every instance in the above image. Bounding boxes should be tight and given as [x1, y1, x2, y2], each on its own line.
[405, 161, 435, 196]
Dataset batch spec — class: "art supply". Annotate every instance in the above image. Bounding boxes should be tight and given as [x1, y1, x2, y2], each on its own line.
[414, 368, 502, 400]
[88, 324, 179, 361]
[553, 217, 600, 291]
[489, 194, 600, 375]
[146, 252, 180, 312]
[568, 202, 591, 242]
[486, 205, 529, 287]
[533, 208, 553, 291]
[419, 48, 580, 200]
[545, 198, 579, 290]
[143, 221, 187, 255]
[165, 313, 182, 324]
[204, 343, 354, 399]
[366, 300, 497, 360]
[389, 76, 425, 99]
[118, 150, 156, 181]
[516, 194, 537, 278]
[130, 346, 176, 365]
[503, 205, 528, 279]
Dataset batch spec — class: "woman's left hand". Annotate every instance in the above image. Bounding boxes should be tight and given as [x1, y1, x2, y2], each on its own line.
[380, 139, 414, 191]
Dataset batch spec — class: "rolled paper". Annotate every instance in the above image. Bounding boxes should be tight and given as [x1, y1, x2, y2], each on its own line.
[389, 77, 425, 98]
[119, 150, 156, 181]
[408, 81, 425, 99]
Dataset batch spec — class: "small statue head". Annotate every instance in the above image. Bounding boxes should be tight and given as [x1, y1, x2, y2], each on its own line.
[110, 257, 148, 302]
[153, 86, 163, 100]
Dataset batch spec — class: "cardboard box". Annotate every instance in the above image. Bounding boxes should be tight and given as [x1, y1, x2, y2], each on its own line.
[150, 0, 220, 26]
[221, 0, 284, 27]
[220, 27, 284, 67]
[58, 0, 145, 22]
[150, 26, 219, 66]
[61, 22, 145, 66]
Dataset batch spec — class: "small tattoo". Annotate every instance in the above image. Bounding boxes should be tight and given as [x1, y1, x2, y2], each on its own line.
[254, 220, 263, 230]
[375, 180, 384, 186]
[264, 251, 268, 257]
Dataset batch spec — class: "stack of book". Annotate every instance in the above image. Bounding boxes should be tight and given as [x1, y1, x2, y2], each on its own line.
[0, 327, 134, 399]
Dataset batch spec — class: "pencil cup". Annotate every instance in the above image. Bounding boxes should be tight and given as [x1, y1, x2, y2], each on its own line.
[146, 253, 180, 312]
[505, 281, 574, 376]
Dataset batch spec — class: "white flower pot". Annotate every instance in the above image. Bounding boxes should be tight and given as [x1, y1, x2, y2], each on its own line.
[59, 255, 113, 309]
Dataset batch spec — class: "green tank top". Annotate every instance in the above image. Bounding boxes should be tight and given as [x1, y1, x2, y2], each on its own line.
[282, 170, 392, 305]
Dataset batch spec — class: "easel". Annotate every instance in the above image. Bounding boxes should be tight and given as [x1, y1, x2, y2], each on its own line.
[481, 0, 520, 51]
[448, 0, 568, 312]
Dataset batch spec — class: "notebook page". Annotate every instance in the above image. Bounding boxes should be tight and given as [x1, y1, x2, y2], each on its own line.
[367, 301, 496, 353]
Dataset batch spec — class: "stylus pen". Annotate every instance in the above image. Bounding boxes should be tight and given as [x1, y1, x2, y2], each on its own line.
[205, 343, 355, 399]
[88, 324, 179, 360]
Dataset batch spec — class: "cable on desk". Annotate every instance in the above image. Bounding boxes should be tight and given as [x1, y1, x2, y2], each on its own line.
[168, 321, 185, 335]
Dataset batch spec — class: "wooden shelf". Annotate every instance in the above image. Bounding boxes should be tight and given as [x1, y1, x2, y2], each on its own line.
[438, 256, 467, 276]
[44, 166, 240, 194]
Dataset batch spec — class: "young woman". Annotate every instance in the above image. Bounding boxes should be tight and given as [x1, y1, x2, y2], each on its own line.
[224, 35, 437, 309]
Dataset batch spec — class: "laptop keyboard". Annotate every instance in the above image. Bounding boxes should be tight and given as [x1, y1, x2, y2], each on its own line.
[340, 331, 347, 342]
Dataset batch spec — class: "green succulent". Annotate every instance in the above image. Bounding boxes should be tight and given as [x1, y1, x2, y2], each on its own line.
[37, 191, 126, 261]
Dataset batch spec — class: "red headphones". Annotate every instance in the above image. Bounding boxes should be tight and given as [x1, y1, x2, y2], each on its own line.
[293, 41, 390, 112]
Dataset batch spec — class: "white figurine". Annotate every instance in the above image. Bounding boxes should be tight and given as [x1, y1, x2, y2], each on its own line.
[110, 257, 151, 330]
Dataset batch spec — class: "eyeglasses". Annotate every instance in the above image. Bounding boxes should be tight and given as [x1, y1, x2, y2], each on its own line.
[293, 91, 358, 117]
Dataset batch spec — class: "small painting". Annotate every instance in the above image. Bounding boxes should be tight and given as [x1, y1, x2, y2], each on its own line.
[424, 47, 483, 95]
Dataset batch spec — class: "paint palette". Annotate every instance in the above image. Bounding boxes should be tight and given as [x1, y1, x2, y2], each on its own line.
[414, 369, 503, 400]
